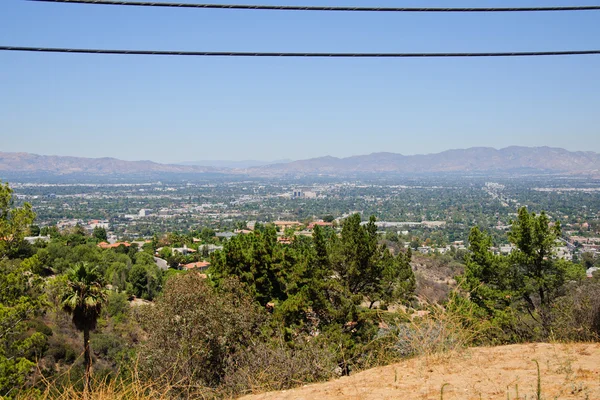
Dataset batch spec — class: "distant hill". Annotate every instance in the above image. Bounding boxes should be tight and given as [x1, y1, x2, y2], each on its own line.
[248, 147, 600, 177]
[1, 147, 599, 178]
[179, 159, 293, 169]
[0, 152, 218, 176]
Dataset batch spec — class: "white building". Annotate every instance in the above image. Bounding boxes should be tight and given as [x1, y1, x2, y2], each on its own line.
[555, 246, 573, 261]
[499, 245, 516, 254]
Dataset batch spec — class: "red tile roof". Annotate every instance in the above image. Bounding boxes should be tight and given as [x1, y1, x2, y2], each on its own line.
[307, 221, 333, 229]
[183, 261, 211, 270]
[98, 242, 130, 249]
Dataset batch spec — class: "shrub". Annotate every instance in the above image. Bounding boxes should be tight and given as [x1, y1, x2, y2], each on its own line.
[550, 280, 600, 341]
[46, 336, 77, 363]
[28, 319, 53, 337]
[91, 333, 126, 362]
[136, 273, 267, 390]
[105, 291, 129, 322]
[222, 338, 337, 396]
[383, 294, 493, 358]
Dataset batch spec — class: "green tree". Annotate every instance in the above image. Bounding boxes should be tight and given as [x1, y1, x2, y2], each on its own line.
[460, 208, 583, 341]
[508, 207, 568, 330]
[61, 264, 108, 392]
[322, 215, 335, 223]
[128, 263, 161, 300]
[0, 259, 46, 398]
[580, 252, 596, 270]
[332, 214, 415, 307]
[0, 181, 36, 258]
[29, 225, 41, 237]
[199, 227, 215, 242]
[461, 227, 518, 341]
[409, 238, 421, 250]
[212, 227, 285, 306]
[92, 226, 108, 242]
[138, 273, 266, 389]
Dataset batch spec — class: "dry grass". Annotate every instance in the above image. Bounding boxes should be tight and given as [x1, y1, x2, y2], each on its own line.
[240, 343, 600, 400]
[20, 358, 219, 400]
[22, 376, 219, 400]
[388, 294, 493, 361]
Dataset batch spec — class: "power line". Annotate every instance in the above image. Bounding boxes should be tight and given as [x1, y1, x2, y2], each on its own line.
[26, 0, 600, 12]
[2, 46, 600, 57]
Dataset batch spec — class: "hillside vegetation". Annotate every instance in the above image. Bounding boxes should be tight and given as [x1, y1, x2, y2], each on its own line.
[0, 179, 599, 399]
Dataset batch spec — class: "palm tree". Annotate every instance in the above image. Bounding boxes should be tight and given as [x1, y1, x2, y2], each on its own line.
[62, 263, 108, 393]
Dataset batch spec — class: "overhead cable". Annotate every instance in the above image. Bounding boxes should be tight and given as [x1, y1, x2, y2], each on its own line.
[2, 46, 600, 57]
[26, 0, 600, 12]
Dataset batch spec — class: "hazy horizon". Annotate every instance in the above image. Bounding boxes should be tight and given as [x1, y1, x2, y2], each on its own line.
[2, 144, 598, 165]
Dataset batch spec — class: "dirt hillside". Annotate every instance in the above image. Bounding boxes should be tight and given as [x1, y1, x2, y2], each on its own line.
[240, 343, 600, 400]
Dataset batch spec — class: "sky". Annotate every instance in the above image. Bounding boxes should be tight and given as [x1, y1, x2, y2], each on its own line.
[1, 0, 599, 163]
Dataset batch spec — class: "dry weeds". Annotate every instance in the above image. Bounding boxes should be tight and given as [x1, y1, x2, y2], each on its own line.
[240, 343, 600, 400]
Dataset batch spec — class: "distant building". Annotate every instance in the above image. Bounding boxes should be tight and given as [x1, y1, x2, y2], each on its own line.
[274, 221, 302, 230]
[86, 219, 109, 232]
[294, 230, 313, 237]
[417, 246, 432, 254]
[183, 261, 210, 271]
[56, 219, 84, 229]
[200, 244, 223, 254]
[98, 242, 130, 249]
[421, 221, 446, 228]
[139, 209, 152, 217]
[307, 221, 333, 230]
[24, 236, 51, 244]
[555, 246, 573, 261]
[131, 240, 151, 248]
[216, 232, 237, 239]
[277, 236, 293, 245]
[172, 244, 196, 255]
[292, 190, 317, 199]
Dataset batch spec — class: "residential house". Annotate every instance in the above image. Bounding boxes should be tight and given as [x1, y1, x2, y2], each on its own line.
[307, 221, 333, 230]
[98, 242, 130, 249]
[274, 221, 302, 230]
[277, 236, 293, 245]
[183, 261, 210, 271]
[172, 244, 196, 255]
[24, 236, 51, 244]
[216, 232, 237, 239]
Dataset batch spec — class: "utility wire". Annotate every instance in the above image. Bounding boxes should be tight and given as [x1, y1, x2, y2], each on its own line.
[2, 46, 600, 57]
[26, 0, 600, 12]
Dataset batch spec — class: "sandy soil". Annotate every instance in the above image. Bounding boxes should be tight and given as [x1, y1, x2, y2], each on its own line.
[240, 343, 600, 400]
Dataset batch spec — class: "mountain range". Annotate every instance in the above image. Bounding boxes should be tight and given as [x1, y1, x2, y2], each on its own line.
[249, 147, 600, 176]
[178, 159, 293, 169]
[0, 152, 216, 175]
[1, 147, 599, 178]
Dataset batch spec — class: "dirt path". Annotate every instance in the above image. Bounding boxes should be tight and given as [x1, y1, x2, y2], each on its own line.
[240, 343, 600, 400]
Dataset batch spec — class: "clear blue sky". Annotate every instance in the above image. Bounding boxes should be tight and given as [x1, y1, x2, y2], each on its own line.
[1, 0, 599, 163]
